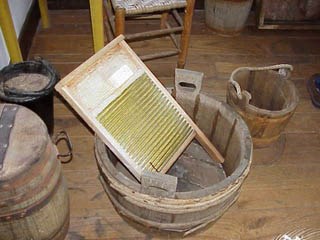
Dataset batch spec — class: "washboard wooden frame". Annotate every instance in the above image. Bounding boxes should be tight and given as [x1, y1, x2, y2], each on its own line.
[55, 35, 223, 180]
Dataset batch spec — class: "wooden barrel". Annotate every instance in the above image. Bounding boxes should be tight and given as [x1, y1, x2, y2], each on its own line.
[95, 77, 252, 235]
[227, 64, 299, 148]
[204, 0, 253, 35]
[0, 104, 69, 240]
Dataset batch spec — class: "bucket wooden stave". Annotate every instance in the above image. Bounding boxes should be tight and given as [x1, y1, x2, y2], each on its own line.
[226, 64, 299, 147]
[95, 88, 252, 234]
[0, 104, 69, 240]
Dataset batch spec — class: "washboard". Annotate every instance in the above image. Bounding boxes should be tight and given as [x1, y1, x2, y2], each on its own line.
[55, 35, 223, 180]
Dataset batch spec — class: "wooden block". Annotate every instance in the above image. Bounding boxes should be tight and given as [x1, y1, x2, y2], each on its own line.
[140, 171, 177, 198]
[175, 68, 203, 120]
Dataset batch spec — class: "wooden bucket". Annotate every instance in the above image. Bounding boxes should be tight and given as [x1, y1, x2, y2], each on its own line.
[204, 0, 253, 35]
[227, 64, 299, 148]
[95, 70, 252, 235]
[0, 104, 69, 240]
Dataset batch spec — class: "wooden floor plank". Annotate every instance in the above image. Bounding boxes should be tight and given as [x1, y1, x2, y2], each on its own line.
[285, 112, 320, 133]
[30, 33, 320, 58]
[26, 9, 320, 240]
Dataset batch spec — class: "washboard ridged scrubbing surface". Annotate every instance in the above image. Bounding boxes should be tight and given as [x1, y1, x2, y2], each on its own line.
[96, 73, 194, 173]
[55, 35, 223, 180]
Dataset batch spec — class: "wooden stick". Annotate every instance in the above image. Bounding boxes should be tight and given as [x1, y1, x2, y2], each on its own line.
[140, 50, 179, 61]
[0, 0, 23, 63]
[165, 22, 179, 48]
[195, 127, 224, 163]
[172, 9, 183, 26]
[129, 14, 162, 20]
[38, 0, 50, 28]
[125, 26, 183, 41]
[115, 8, 126, 36]
[89, 0, 105, 52]
[160, 12, 169, 29]
[103, 0, 116, 39]
[104, 19, 114, 43]
[178, 0, 195, 68]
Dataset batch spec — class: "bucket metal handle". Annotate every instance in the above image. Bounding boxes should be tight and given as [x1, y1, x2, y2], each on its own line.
[54, 130, 73, 164]
[229, 64, 293, 99]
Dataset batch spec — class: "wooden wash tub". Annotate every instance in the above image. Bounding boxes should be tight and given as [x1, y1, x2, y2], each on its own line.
[95, 70, 252, 235]
[0, 104, 69, 240]
[227, 64, 299, 147]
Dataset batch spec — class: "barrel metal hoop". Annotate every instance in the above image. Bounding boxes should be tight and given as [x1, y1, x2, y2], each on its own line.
[0, 173, 63, 221]
[0, 105, 19, 170]
[0, 153, 60, 210]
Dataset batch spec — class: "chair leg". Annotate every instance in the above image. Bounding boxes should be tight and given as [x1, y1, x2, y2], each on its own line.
[38, 0, 50, 28]
[89, 0, 105, 53]
[160, 12, 169, 29]
[177, 0, 195, 69]
[104, 0, 115, 41]
[115, 8, 126, 36]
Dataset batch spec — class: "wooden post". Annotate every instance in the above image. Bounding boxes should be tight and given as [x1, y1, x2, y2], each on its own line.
[89, 0, 105, 52]
[0, 0, 23, 63]
[177, 0, 195, 68]
[115, 8, 126, 36]
[38, 0, 50, 28]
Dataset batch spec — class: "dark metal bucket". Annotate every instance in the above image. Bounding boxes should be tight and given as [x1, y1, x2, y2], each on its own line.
[0, 58, 59, 135]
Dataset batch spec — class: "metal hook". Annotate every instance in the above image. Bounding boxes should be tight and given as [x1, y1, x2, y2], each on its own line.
[54, 130, 73, 164]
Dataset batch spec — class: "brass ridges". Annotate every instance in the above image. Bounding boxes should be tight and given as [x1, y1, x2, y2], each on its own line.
[97, 73, 193, 172]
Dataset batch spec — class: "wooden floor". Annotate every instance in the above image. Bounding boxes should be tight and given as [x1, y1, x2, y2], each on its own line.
[29, 10, 320, 239]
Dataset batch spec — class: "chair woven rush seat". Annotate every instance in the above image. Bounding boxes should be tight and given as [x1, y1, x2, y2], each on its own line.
[111, 0, 187, 15]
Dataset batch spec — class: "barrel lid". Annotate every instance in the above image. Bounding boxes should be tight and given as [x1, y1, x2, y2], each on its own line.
[0, 104, 49, 182]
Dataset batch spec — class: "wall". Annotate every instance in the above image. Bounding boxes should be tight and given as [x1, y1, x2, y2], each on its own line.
[0, 0, 33, 70]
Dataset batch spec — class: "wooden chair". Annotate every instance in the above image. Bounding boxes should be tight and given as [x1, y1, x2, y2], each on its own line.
[89, 0, 195, 68]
